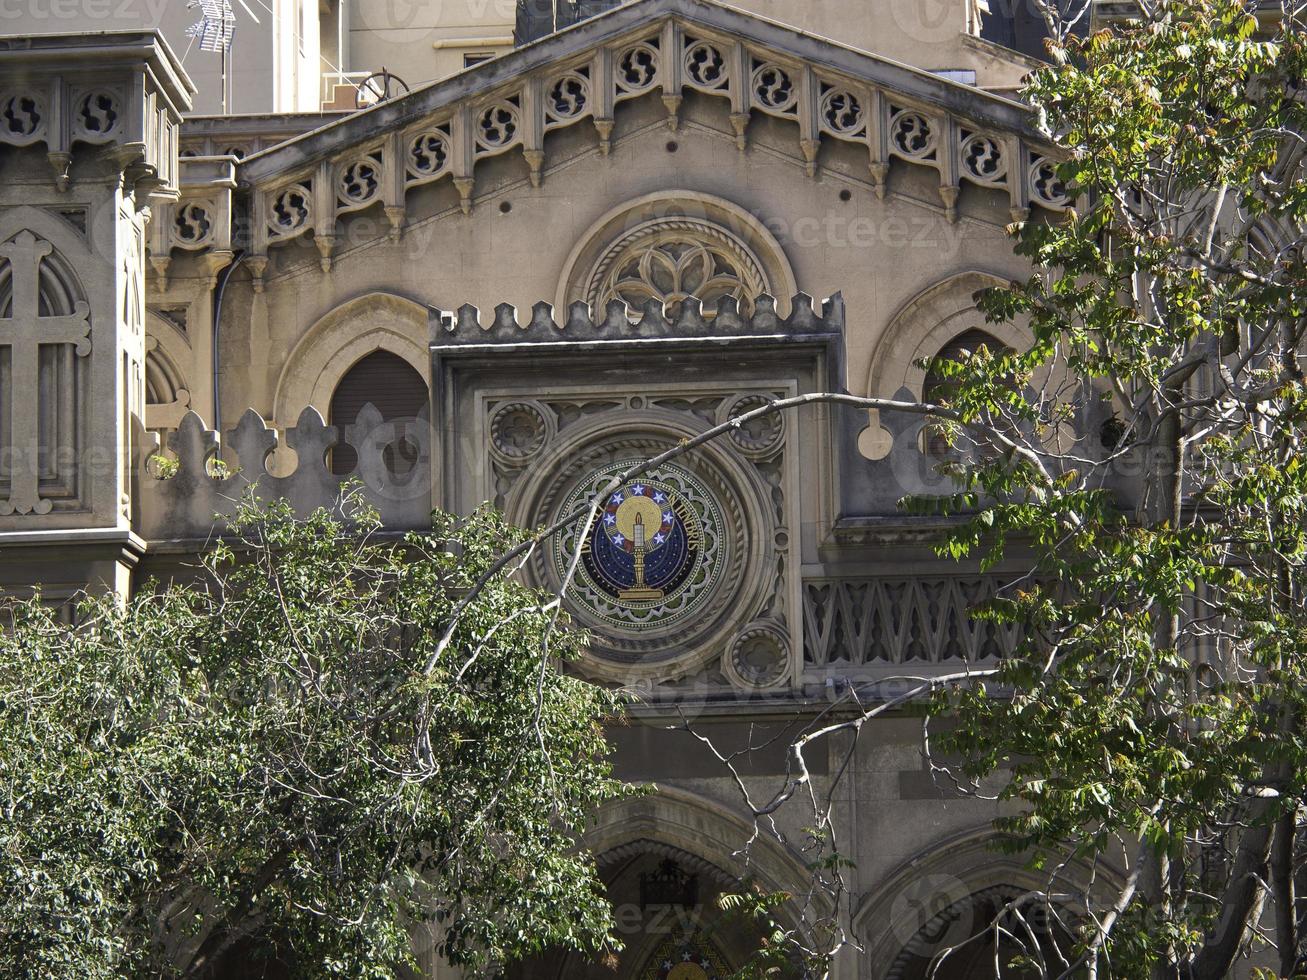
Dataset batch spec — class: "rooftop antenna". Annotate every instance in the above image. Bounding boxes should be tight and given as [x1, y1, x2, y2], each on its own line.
[186, 0, 260, 113]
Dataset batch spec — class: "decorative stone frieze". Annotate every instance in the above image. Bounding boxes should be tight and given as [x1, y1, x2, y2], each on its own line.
[236, 0, 1068, 268]
[802, 574, 1020, 676]
[0, 33, 191, 201]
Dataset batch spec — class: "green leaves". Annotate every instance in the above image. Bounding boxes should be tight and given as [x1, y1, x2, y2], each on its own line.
[899, 1, 1307, 975]
[0, 495, 628, 978]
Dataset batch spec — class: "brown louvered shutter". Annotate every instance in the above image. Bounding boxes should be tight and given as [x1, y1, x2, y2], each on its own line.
[921, 329, 1009, 458]
[328, 350, 429, 475]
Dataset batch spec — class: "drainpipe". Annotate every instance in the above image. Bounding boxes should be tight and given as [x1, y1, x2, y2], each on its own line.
[210, 249, 245, 432]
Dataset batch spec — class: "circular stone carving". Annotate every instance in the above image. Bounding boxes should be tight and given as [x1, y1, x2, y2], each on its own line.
[961, 132, 1006, 184]
[0, 91, 45, 140]
[554, 459, 727, 636]
[489, 400, 551, 463]
[518, 421, 773, 681]
[890, 108, 935, 159]
[616, 42, 660, 93]
[718, 393, 784, 458]
[407, 130, 450, 179]
[751, 63, 796, 113]
[820, 88, 865, 136]
[545, 71, 589, 123]
[725, 622, 789, 689]
[74, 90, 120, 138]
[585, 218, 769, 320]
[171, 201, 215, 249]
[269, 184, 312, 235]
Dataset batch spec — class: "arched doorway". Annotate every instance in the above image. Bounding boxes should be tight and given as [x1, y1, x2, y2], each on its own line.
[503, 840, 771, 979]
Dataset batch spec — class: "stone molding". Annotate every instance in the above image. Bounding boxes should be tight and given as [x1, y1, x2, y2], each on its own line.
[555, 190, 798, 316]
[272, 291, 431, 428]
[853, 825, 1121, 980]
[430, 290, 842, 346]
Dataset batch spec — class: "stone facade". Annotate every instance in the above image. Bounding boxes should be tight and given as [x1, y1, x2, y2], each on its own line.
[0, 3, 1102, 977]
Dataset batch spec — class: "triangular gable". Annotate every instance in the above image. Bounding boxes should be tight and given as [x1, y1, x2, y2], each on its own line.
[232, 0, 1069, 273]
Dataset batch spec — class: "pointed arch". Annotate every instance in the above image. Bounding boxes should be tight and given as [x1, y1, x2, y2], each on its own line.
[864, 270, 1026, 403]
[853, 824, 1123, 980]
[272, 291, 430, 429]
[858, 271, 1028, 460]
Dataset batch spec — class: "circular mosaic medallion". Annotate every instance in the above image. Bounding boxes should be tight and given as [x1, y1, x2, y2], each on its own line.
[554, 460, 727, 634]
[643, 940, 728, 980]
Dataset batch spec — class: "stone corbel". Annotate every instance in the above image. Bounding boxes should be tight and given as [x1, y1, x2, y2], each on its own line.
[385, 205, 405, 242]
[314, 232, 337, 273]
[939, 184, 960, 223]
[662, 94, 683, 132]
[660, 19, 683, 132]
[523, 149, 545, 188]
[593, 117, 615, 155]
[47, 151, 72, 192]
[245, 254, 269, 293]
[200, 250, 234, 290]
[800, 138, 820, 179]
[938, 116, 960, 223]
[730, 113, 750, 152]
[149, 253, 172, 292]
[728, 41, 750, 151]
[381, 131, 406, 243]
[454, 176, 475, 215]
[521, 76, 546, 188]
[869, 161, 889, 199]
[797, 67, 820, 179]
[867, 89, 888, 199]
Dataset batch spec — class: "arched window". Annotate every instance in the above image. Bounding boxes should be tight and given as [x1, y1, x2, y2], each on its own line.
[327, 350, 428, 476]
[921, 329, 1010, 457]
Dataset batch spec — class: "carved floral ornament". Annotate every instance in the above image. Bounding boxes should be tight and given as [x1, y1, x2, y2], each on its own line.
[585, 219, 770, 320]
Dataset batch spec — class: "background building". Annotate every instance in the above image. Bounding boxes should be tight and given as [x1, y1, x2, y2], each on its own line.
[0, 1, 1102, 976]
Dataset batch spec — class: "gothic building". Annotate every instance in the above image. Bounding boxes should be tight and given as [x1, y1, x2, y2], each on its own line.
[0, 1, 1106, 976]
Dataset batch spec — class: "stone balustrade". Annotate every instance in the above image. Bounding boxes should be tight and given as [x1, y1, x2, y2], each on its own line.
[134, 406, 432, 542]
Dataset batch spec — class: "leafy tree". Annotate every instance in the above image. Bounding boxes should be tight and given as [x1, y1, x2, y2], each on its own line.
[925, 3, 1307, 975]
[665, 3, 1307, 977]
[0, 494, 626, 979]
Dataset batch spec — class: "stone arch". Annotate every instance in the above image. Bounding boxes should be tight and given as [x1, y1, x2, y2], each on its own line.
[583, 786, 818, 907]
[865, 271, 1025, 403]
[857, 271, 1026, 460]
[144, 309, 192, 433]
[854, 825, 1119, 980]
[555, 191, 798, 318]
[506, 787, 822, 980]
[272, 291, 430, 429]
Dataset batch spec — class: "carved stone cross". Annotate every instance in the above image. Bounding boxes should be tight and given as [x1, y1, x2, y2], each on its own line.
[0, 230, 91, 516]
